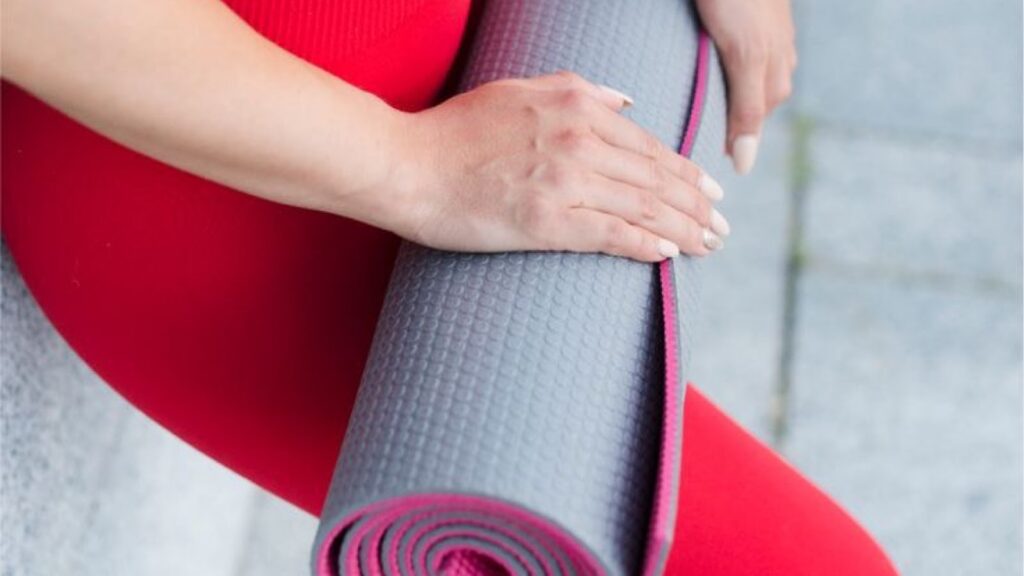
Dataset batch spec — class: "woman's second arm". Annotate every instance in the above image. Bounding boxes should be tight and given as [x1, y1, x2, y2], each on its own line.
[3, 0, 729, 261]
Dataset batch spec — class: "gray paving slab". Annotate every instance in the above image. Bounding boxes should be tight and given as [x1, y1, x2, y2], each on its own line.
[75, 408, 256, 576]
[2, 248, 128, 576]
[784, 271, 1022, 576]
[804, 130, 1023, 288]
[794, 0, 1023, 148]
[688, 114, 792, 441]
[233, 491, 319, 576]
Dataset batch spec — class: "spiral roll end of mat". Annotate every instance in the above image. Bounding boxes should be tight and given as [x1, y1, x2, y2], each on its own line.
[317, 494, 605, 575]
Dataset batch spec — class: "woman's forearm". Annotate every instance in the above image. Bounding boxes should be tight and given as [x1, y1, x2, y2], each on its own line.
[2, 0, 411, 228]
[3, 0, 737, 262]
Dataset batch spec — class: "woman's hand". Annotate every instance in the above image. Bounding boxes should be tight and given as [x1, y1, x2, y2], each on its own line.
[4, 0, 733, 263]
[389, 72, 730, 262]
[696, 0, 798, 174]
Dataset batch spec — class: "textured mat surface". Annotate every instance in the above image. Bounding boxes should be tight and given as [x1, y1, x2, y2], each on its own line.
[313, 0, 726, 574]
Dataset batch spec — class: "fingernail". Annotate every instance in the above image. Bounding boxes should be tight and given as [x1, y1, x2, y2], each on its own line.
[710, 209, 731, 237]
[702, 229, 724, 251]
[731, 134, 760, 175]
[657, 238, 680, 259]
[597, 85, 634, 108]
[697, 171, 725, 201]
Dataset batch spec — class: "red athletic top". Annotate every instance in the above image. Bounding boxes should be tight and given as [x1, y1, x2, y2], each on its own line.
[2, 0, 473, 515]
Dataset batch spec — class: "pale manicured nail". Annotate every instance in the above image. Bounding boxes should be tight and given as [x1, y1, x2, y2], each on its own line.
[702, 229, 724, 251]
[698, 171, 725, 201]
[657, 238, 680, 259]
[597, 84, 634, 108]
[731, 134, 760, 175]
[710, 209, 731, 237]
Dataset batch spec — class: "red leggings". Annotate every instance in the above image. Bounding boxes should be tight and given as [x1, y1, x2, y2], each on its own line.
[1, 1, 895, 573]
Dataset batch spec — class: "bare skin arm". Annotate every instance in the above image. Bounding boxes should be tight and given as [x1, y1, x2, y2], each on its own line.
[3, 0, 410, 229]
[3, 0, 734, 261]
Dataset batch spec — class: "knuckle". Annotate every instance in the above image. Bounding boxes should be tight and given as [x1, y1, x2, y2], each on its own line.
[559, 87, 591, 113]
[776, 80, 793, 101]
[733, 104, 765, 126]
[765, 87, 790, 111]
[726, 39, 770, 67]
[555, 128, 593, 158]
[603, 220, 636, 253]
[646, 158, 667, 192]
[636, 190, 659, 222]
[640, 133, 662, 159]
[690, 194, 712, 226]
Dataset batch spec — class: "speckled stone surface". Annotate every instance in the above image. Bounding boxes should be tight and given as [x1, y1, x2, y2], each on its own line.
[803, 133, 1022, 287]
[795, 0, 1023, 147]
[785, 272, 1022, 576]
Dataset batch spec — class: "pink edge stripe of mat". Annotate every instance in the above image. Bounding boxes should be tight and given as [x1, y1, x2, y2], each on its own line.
[680, 32, 710, 159]
[640, 30, 710, 576]
[315, 494, 600, 575]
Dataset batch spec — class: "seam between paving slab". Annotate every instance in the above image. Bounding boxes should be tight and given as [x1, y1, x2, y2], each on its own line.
[803, 258, 1022, 300]
[771, 114, 814, 449]
[808, 118, 1023, 156]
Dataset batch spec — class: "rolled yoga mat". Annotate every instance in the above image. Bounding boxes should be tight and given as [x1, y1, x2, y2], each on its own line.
[312, 1, 726, 575]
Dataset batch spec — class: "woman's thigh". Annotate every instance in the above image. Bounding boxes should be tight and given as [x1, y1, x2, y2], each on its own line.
[671, 386, 896, 575]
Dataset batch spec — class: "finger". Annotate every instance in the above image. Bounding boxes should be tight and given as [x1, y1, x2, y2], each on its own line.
[577, 174, 722, 256]
[570, 136, 721, 227]
[588, 108, 725, 200]
[559, 210, 674, 263]
[723, 49, 768, 174]
[510, 70, 633, 110]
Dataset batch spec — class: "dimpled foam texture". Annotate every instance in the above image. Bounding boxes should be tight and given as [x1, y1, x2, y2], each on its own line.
[312, 0, 727, 574]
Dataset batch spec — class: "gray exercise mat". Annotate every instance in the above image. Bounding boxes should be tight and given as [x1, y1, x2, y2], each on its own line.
[312, 0, 726, 574]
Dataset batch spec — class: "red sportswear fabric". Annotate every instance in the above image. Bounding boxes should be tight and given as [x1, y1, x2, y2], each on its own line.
[670, 387, 897, 575]
[2, 2, 896, 573]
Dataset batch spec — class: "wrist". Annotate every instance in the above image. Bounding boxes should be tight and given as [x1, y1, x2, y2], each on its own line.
[318, 91, 437, 240]
[351, 103, 443, 243]
[376, 108, 440, 241]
